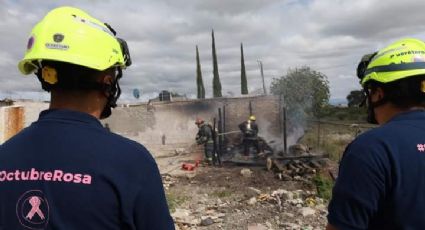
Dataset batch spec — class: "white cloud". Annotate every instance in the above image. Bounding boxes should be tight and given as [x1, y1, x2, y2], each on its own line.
[1, 0, 425, 103]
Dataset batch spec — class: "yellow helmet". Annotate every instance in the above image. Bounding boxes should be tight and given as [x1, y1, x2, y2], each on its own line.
[18, 6, 131, 75]
[249, 115, 256, 121]
[360, 38, 425, 86]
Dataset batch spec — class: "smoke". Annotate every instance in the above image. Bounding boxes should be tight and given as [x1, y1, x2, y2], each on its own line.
[255, 113, 305, 154]
[254, 98, 312, 154]
[286, 126, 305, 146]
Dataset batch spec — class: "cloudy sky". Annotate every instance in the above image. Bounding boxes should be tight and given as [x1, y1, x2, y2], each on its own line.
[1, 0, 425, 103]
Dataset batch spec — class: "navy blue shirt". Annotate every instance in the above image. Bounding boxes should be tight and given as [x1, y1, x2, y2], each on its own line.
[0, 109, 174, 230]
[328, 110, 425, 230]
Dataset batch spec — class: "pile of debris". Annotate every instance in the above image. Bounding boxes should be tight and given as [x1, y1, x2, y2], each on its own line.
[268, 157, 327, 181]
[267, 144, 329, 181]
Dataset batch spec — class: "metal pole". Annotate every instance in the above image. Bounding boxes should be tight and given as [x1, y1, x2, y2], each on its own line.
[217, 108, 223, 165]
[279, 94, 283, 137]
[212, 117, 218, 166]
[257, 60, 267, 95]
[249, 101, 252, 116]
[223, 105, 226, 150]
[223, 105, 226, 134]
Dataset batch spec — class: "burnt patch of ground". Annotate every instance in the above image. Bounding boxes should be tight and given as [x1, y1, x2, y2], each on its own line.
[166, 164, 328, 230]
[185, 164, 310, 191]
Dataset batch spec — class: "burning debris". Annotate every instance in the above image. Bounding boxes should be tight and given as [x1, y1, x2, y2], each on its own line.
[219, 138, 328, 182]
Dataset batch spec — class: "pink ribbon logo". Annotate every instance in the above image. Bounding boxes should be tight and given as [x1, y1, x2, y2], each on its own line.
[26, 196, 45, 220]
[16, 190, 49, 229]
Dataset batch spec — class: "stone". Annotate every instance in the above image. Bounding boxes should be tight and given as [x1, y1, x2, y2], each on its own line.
[288, 198, 303, 206]
[271, 188, 285, 196]
[247, 223, 268, 230]
[293, 190, 304, 199]
[284, 191, 294, 200]
[216, 213, 226, 218]
[185, 173, 196, 179]
[247, 197, 257, 205]
[265, 221, 273, 228]
[172, 208, 190, 220]
[241, 168, 253, 177]
[284, 212, 294, 218]
[315, 197, 324, 205]
[248, 186, 262, 195]
[272, 189, 294, 200]
[200, 217, 214, 226]
[175, 148, 187, 155]
[315, 204, 326, 211]
[215, 198, 223, 204]
[172, 208, 201, 225]
[299, 207, 316, 217]
[282, 222, 300, 230]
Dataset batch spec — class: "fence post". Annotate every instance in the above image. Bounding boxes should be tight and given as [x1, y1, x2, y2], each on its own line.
[283, 107, 287, 154]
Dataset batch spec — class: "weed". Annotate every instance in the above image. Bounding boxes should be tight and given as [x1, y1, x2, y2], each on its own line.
[166, 192, 187, 212]
[211, 190, 232, 198]
[313, 174, 334, 201]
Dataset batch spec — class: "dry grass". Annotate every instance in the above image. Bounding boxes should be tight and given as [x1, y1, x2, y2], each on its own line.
[300, 122, 367, 161]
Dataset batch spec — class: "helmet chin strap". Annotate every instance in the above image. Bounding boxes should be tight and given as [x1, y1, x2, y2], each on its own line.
[364, 86, 388, 124]
[100, 67, 122, 119]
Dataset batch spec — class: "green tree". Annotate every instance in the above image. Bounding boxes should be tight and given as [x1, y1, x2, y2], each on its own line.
[270, 66, 330, 117]
[346, 90, 364, 107]
[196, 45, 205, 99]
[212, 29, 222, 97]
[240, 43, 248, 95]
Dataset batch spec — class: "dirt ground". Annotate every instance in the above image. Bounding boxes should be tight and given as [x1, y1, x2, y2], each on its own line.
[161, 158, 330, 230]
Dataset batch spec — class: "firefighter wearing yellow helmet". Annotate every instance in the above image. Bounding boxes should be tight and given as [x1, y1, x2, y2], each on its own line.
[0, 6, 174, 229]
[327, 38, 425, 229]
[239, 115, 263, 157]
[18, 6, 131, 118]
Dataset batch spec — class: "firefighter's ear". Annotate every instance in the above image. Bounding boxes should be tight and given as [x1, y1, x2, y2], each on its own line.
[370, 87, 384, 103]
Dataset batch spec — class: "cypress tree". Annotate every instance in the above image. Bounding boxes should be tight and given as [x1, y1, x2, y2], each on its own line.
[196, 45, 205, 99]
[240, 43, 248, 95]
[212, 29, 222, 97]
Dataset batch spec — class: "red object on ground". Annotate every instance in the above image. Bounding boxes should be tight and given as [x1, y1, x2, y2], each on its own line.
[181, 160, 200, 171]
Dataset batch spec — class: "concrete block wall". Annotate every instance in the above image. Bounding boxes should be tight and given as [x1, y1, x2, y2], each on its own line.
[0, 106, 25, 143]
[3, 96, 283, 153]
[103, 95, 283, 150]
[14, 101, 49, 127]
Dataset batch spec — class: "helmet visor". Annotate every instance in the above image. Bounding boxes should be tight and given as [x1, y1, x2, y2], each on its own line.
[104, 23, 131, 68]
[117, 38, 131, 67]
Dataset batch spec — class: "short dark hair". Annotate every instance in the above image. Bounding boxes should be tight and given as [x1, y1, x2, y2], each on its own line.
[36, 61, 102, 92]
[366, 75, 425, 108]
